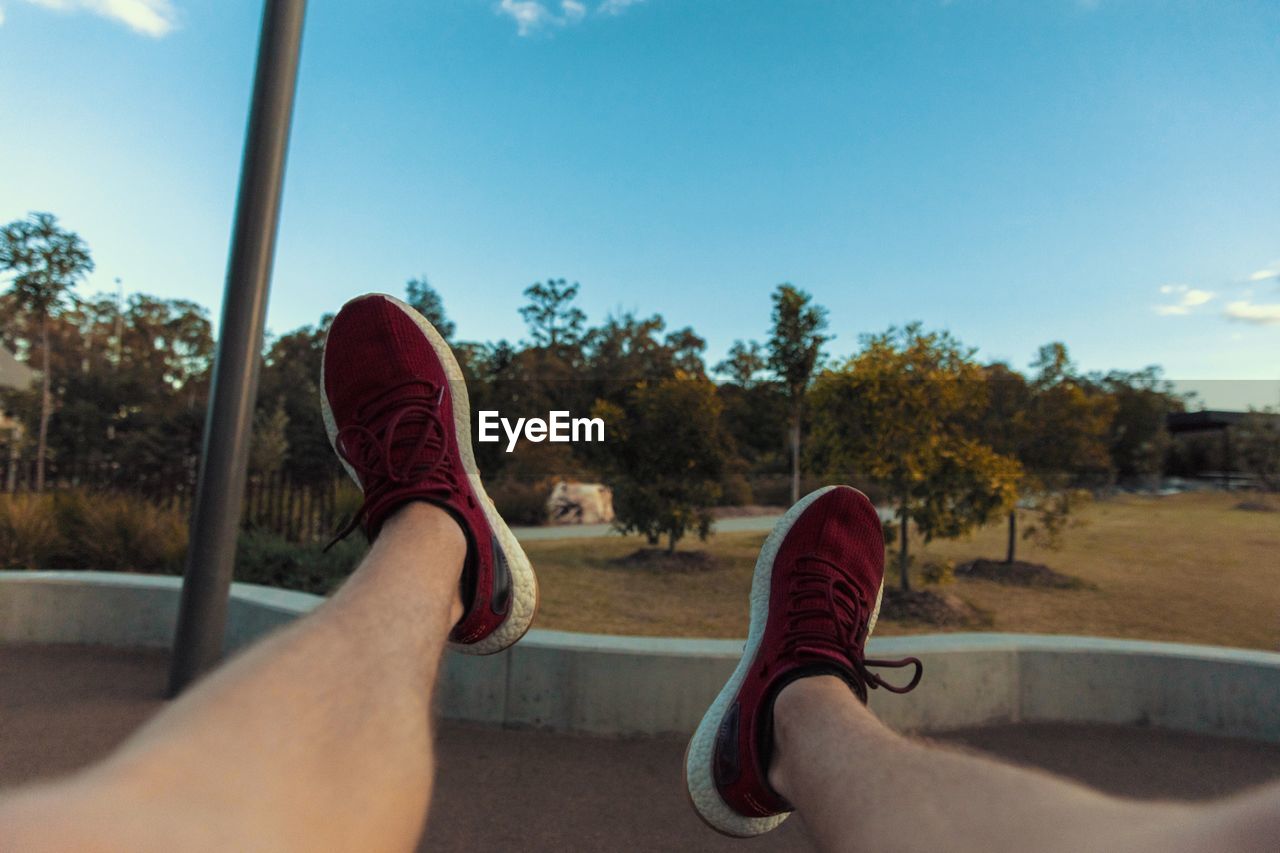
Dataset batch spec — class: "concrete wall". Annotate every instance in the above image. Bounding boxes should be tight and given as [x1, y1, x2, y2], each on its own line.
[3, 571, 1279, 740]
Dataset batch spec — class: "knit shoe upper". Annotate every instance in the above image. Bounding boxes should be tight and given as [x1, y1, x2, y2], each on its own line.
[321, 293, 537, 653]
[685, 485, 922, 836]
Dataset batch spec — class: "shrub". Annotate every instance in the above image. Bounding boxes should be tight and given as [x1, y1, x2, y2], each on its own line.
[0, 494, 61, 570]
[487, 479, 550, 526]
[235, 528, 366, 595]
[921, 558, 956, 586]
[717, 473, 754, 507]
[748, 475, 823, 508]
[55, 491, 188, 574]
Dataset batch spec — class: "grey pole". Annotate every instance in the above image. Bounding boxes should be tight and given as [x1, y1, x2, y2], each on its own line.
[169, 0, 308, 696]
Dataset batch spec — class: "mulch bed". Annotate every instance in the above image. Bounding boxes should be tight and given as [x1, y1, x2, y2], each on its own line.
[609, 549, 720, 572]
[1234, 500, 1277, 513]
[955, 558, 1092, 590]
[879, 587, 992, 628]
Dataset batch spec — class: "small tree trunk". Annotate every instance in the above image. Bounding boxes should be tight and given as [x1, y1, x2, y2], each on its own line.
[789, 412, 801, 505]
[898, 503, 910, 592]
[5, 439, 17, 493]
[667, 530, 678, 554]
[1005, 510, 1017, 564]
[35, 314, 51, 493]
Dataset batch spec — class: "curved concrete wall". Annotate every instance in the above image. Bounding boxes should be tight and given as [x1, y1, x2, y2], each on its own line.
[3, 571, 1279, 740]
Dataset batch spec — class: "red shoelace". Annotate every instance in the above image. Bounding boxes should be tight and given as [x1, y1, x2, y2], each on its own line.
[328, 379, 472, 545]
[779, 556, 923, 696]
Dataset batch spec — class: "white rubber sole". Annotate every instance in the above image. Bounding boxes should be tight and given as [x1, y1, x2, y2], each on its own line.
[683, 485, 885, 838]
[320, 293, 539, 656]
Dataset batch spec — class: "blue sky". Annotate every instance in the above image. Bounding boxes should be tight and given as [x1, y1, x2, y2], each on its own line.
[2, 0, 1278, 407]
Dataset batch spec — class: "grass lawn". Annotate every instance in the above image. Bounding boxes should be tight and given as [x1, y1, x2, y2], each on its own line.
[524, 491, 1280, 651]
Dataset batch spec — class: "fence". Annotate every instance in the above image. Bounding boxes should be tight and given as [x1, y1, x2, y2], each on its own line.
[0, 453, 346, 544]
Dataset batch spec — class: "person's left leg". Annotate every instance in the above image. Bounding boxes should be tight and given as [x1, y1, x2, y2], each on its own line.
[0, 502, 462, 852]
[1, 293, 540, 852]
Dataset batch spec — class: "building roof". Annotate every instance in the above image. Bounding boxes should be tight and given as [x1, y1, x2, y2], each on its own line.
[0, 346, 34, 391]
[1167, 409, 1280, 433]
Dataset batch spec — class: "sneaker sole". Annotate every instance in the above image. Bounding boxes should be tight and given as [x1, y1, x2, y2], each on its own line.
[683, 485, 884, 837]
[321, 293, 540, 656]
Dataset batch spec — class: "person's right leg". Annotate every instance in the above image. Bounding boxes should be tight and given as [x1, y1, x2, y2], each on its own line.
[769, 674, 1280, 853]
[685, 485, 1280, 852]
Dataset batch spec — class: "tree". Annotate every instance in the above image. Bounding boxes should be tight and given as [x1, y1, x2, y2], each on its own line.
[256, 316, 337, 486]
[982, 344, 1114, 563]
[766, 284, 828, 504]
[0, 213, 94, 490]
[519, 278, 586, 350]
[249, 403, 290, 476]
[808, 324, 1021, 590]
[1237, 409, 1280, 491]
[405, 276, 455, 340]
[593, 374, 729, 552]
[1093, 367, 1182, 485]
[715, 340, 766, 387]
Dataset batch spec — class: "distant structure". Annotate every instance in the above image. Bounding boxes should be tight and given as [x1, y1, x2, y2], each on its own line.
[1167, 410, 1280, 489]
[0, 345, 33, 392]
[547, 481, 615, 525]
[0, 346, 34, 489]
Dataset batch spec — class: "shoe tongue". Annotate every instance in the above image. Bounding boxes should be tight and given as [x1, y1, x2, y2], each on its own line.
[788, 609, 860, 669]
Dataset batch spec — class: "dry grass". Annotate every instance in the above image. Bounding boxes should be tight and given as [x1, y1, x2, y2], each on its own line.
[525, 492, 1280, 651]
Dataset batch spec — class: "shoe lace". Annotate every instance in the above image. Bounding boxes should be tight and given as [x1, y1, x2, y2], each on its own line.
[781, 556, 923, 695]
[327, 379, 468, 546]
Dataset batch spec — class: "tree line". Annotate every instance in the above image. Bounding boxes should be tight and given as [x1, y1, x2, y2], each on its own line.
[6, 211, 1271, 582]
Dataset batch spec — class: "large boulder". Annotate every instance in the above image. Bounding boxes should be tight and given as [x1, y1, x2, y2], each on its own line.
[547, 481, 615, 525]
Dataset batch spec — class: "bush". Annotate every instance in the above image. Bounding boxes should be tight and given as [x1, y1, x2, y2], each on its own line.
[921, 558, 956, 586]
[0, 494, 61, 570]
[55, 491, 188, 574]
[235, 528, 366, 595]
[487, 479, 550, 526]
[717, 473, 754, 507]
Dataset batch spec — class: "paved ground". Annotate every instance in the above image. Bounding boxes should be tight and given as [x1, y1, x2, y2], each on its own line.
[512, 508, 895, 541]
[512, 514, 784, 541]
[5, 644, 1280, 851]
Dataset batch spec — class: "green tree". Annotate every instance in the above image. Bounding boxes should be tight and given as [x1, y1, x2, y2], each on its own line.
[593, 374, 729, 552]
[766, 284, 828, 504]
[249, 402, 290, 476]
[0, 213, 94, 490]
[983, 344, 1115, 563]
[256, 317, 337, 486]
[809, 324, 1021, 590]
[1237, 409, 1280, 491]
[715, 340, 766, 387]
[405, 276, 455, 340]
[715, 339, 787, 475]
[1094, 367, 1182, 484]
[519, 278, 586, 350]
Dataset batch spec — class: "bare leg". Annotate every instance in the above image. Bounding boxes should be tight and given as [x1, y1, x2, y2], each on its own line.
[769, 676, 1280, 853]
[0, 502, 463, 853]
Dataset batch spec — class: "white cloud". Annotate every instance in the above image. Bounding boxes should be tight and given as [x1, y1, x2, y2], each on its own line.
[496, 0, 642, 35]
[1155, 284, 1214, 316]
[497, 0, 592, 35]
[1225, 300, 1280, 325]
[0, 7, 6, 26]
[497, 0, 552, 36]
[1247, 264, 1280, 283]
[18, 0, 177, 37]
[599, 0, 644, 15]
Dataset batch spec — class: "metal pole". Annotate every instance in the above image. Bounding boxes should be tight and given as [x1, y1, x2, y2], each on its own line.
[169, 0, 307, 696]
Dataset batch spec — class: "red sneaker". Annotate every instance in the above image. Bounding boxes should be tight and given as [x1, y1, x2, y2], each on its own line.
[684, 486, 922, 836]
[321, 293, 538, 655]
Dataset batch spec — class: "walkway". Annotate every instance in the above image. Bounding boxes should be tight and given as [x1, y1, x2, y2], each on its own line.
[5, 644, 1280, 851]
